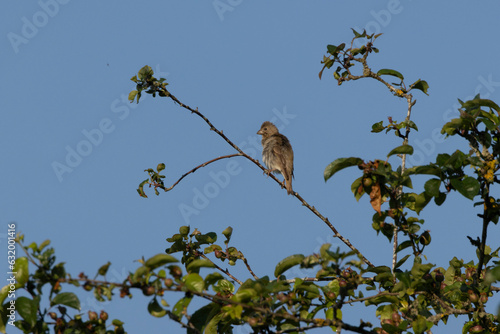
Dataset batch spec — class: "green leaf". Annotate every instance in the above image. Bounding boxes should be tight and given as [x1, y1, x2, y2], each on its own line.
[412, 315, 429, 334]
[434, 192, 446, 206]
[365, 294, 400, 306]
[204, 273, 224, 287]
[274, 254, 305, 277]
[0, 305, 7, 333]
[377, 69, 404, 81]
[112, 319, 124, 326]
[203, 244, 222, 255]
[324, 157, 363, 181]
[186, 259, 215, 273]
[411, 262, 434, 278]
[157, 163, 166, 172]
[396, 240, 413, 253]
[50, 292, 81, 310]
[182, 273, 205, 293]
[222, 226, 233, 242]
[406, 165, 442, 177]
[148, 298, 167, 317]
[137, 179, 149, 198]
[325, 307, 342, 331]
[213, 279, 234, 295]
[205, 313, 224, 334]
[405, 192, 432, 214]
[327, 44, 338, 55]
[387, 145, 413, 158]
[424, 179, 441, 197]
[351, 28, 366, 39]
[450, 176, 480, 200]
[462, 98, 500, 113]
[327, 43, 345, 55]
[16, 296, 38, 328]
[137, 65, 154, 80]
[179, 226, 190, 236]
[128, 90, 138, 103]
[145, 254, 178, 270]
[410, 79, 429, 95]
[371, 121, 385, 133]
[195, 232, 217, 244]
[395, 254, 411, 269]
[405, 120, 419, 131]
[189, 303, 222, 334]
[172, 296, 192, 318]
[232, 288, 257, 303]
[13, 257, 29, 288]
[441, 118, 464, 136]
[39, 239, 51, 251]
[484, 264, 500, 285]
[97, 262, 111, 276]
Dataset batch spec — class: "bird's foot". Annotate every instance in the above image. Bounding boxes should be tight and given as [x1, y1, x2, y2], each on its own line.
[263, 169, 276, 177]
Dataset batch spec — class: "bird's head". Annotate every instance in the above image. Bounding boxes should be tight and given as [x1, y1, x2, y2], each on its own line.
[257, 121, 279, 137]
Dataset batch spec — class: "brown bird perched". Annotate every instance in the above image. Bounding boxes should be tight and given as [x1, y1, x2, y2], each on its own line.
[257, 121, 294, 195]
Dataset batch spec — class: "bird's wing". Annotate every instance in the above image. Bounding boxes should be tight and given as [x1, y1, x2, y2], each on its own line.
[272, 135, 293, 179]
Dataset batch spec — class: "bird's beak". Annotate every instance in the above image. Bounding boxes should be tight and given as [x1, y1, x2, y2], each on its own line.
[257, 129, 263, 135]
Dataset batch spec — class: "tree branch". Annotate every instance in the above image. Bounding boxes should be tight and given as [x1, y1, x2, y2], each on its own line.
[196, 251, 243, 285]
[158, 88, 375, 268]
[154, 154, 244, 192]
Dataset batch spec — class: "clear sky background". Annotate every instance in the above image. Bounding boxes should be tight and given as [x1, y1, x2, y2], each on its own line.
[2, 1, 500, 333]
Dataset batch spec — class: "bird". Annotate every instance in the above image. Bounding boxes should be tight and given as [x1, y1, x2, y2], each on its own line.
[257, 121, 294, 195]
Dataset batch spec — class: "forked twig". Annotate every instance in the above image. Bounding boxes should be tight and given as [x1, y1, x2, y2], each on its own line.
[154, 154, 244, 192]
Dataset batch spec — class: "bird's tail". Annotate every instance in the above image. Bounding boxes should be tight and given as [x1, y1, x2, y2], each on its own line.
[286, 177, 293, 195]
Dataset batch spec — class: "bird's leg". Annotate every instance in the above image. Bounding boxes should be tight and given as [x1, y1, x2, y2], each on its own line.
[263, 169, 278, 177]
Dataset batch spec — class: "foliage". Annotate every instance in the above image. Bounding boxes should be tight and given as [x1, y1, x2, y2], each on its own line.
[2, 30, 500, 334]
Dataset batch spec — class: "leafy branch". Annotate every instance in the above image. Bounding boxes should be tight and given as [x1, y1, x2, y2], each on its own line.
[320, 30, 428, 274]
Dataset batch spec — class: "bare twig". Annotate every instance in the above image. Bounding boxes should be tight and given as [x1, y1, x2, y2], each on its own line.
[241, 256, 259, 280]
[197, 252, 243, 285]
[154, 154, 244, 192]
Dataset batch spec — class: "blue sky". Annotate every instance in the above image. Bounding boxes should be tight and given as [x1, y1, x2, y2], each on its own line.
[2, 1, 500, 333]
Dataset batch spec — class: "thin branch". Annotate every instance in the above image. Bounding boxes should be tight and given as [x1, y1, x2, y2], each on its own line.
[241, 256, 259, 280]
[293, 193, 374, 267]
[154, 154, 244, 192]
[391, 94, 415, 273]
[159, 88, 375, 268]
[18, 238, 40, 267]
[180, 311, 202, 334]
[345, 56, 417, 273]
[477, 183, 490, 278]
[197, 252, 243, 285]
